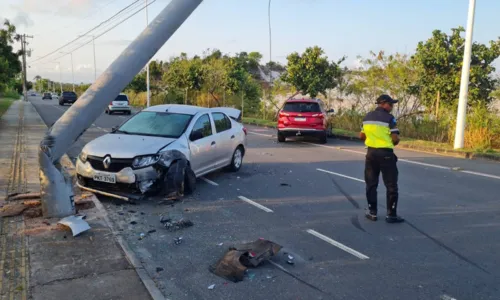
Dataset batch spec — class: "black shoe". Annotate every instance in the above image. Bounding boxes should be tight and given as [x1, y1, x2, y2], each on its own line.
[365, 211, 378, 221]
[385, 215, 405, 223]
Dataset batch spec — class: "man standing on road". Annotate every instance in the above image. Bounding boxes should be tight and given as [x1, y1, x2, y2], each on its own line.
[359, 95, 404, 223]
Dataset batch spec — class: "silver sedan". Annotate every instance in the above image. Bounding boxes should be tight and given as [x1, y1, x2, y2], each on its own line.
[76, 104, 247, 200]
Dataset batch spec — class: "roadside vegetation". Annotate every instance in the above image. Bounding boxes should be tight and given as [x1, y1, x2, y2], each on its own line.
[29, 25, 500, 155]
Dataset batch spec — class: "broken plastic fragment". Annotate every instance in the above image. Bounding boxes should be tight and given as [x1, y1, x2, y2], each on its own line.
[139, 233, 146, 240]
[208, 284, 215, 290]
[174, 236, 183, 245]
[57, 215, 90, 237]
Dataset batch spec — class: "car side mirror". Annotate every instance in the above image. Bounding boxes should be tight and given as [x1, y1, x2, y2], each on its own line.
[111, 126, 119, 133]
[190, 130, 203, 141]
[327, 109, 335, 114]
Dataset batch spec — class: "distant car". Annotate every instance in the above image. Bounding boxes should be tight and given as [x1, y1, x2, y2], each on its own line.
[59, 91, 78, 106]
[76, 105, 247, 201]
[106, 93, 131, 115]
[30, 92, 36, 96]
[51, 93, 59, 99]
[42, 93, 52, 100]
[277, 98, 334, 144]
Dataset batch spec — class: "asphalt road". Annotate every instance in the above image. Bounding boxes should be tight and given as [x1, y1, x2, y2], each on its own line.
[30, 95, 500, 300]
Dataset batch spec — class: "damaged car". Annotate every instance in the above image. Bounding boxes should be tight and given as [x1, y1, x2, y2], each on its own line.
[76, 104, 247, 201]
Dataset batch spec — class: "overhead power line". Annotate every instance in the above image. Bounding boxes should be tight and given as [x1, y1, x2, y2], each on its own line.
[48, 0, 157, 63]
[29, 0, 141, 64]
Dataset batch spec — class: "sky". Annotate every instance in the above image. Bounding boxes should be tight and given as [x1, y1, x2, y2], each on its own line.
[1, 0, 500, 84]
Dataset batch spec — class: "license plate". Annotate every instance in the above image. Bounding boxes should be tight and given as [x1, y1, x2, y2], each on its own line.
[93, 172, 116, 184]
[294, 117, 306, 121]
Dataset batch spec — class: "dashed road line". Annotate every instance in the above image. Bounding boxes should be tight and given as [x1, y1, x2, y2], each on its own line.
[306, 229, 369, 260]
[317, 168, 364, 183]
[249, 131, 273, 137]
[238, 196, 273, 213]
[440, 294, 458, 300]
[201, 177, 219, 186]
[248, 133, 500, 181]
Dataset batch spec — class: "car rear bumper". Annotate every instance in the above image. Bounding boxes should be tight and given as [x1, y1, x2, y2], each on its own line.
[278, 128, 326, 137]
[108, 106, 131, 112]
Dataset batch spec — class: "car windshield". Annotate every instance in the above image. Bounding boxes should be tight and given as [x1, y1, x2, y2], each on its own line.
[283, 102, 321, 113]
[117, 111, 192, 138]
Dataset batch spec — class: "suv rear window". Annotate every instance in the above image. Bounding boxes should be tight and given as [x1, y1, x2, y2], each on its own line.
[283, 102, 321, 113]
[115, 95, 128, 102]
[63, 92, 77, 96]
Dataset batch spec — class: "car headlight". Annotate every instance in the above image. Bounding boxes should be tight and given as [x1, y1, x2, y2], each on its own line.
[132, 155, 159, 169]
[79, 151, 88, 163]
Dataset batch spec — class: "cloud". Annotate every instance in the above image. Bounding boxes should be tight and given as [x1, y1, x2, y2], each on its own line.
[76, 64, 92, 71]
[11, 11, 34, 28]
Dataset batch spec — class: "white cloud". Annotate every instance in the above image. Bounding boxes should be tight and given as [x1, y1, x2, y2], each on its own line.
[11, 11, 34, 28]
[76, 64, 92, 71]
[11, 0, 95, 16]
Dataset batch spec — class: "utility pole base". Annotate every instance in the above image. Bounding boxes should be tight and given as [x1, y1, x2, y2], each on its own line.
[39, 147, 75, 218]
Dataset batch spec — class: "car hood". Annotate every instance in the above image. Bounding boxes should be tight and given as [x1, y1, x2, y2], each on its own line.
[83, 133, 176, 158]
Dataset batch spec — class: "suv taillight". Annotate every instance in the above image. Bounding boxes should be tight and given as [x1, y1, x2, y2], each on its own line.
[312, 113, 325, 118]
[279, 111, 289, 118]
[243, 127, 247, 135]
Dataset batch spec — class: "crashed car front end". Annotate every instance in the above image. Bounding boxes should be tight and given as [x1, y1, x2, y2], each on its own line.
[76, 149, 194, 201]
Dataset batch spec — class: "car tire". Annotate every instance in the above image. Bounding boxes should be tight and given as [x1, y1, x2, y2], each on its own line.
[127, 111, 132, 115]
[319, 131, 328, 144]
[164, 160, 187, 198]
[108, 111, 113, 115]
[105, 110, 108, 114]
[228, 146, 244, 172]
[277, 131, 286, 143]
[184, 165, 196, 195]
[59, 102, 64, 106]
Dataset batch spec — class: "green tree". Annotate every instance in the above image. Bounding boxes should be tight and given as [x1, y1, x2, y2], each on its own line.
[412, 27, 500, 110]
[0, 20, 22, 93]
[126, 71, 147, 93]
[163, 56, 204, 104]
[281, 46, 344, 98]
[201, 49, 229, 106]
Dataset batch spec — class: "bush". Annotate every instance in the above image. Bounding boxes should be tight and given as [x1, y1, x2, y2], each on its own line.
[0, 90, 20, 99]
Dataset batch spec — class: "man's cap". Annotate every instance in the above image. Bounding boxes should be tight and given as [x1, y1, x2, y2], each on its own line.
[376, 94, 398, 104]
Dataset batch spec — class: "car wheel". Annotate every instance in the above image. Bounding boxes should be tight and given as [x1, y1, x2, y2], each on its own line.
[127, 111, 132, 115]
[164, 160, 187, 198]
[319, 131, 328, 144]
[108, 111, 113, 115]
[105, 110, 108, 114]
[184, 165, 196, 195]
[277, 131, 286, 143]
[59, 102, 64, 106]
[228, 146, 244, 172]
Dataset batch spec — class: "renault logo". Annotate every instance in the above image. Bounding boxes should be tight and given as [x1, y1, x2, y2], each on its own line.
[103, 156, 111, 169]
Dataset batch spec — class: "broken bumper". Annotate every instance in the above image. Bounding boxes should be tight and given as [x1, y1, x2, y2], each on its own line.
[76, 159, 160, 200]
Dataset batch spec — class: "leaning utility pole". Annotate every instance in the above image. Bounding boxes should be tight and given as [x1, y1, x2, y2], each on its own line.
[39, 0, 203, 217]
[454, 0, 476, 149]
[20, 34, 33, 101]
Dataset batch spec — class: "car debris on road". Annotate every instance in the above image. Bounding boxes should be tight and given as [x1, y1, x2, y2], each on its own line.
[210, 239, 282, 282]
[160, 216, 194, 231]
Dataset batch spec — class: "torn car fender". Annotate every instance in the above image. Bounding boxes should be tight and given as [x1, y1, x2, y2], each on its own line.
[156, 149, 189, 168]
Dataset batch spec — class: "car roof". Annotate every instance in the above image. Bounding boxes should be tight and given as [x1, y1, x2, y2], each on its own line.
[286, 98, 321, 103]
[143, 104, 209, 115]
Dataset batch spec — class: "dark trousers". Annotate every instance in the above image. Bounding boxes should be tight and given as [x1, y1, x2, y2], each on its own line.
[364, 148, 399, 216]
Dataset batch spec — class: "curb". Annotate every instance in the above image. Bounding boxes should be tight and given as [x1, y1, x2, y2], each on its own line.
[60, 155, 166, 300]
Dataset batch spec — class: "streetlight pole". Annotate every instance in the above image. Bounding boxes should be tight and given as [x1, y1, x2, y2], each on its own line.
[453, 0, 476, 149]
[61, 51, 75, 92]
[146, 0, 151, 107]
[92, 36, 97, 81]
[268, 0, 272, 84]
[55, 62, 63, 94]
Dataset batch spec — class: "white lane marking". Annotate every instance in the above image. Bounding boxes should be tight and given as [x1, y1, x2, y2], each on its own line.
[461, 170, 500, 180]
[440, 295, 458, 300]
[305, 142, 500, 181]
[398, 158, 449, 170]
[316, 168, 364, 183]
[306, 229, 369, 260]
[249, 131, 273, 137]
[238, 196, 273, 213]
[201, 177, 219, 186]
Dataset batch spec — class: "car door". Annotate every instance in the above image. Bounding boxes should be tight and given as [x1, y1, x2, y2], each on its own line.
[211, 112, 234, 168]
[188, 113, 218, 176]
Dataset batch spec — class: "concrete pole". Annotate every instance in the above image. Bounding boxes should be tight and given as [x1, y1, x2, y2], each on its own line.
[70, 52, 75, 92]
[454, 0, 476, 149]
[56, 62, 63, 94]
[268, 0, 272, 84]
[146, 0, 151, 107]
[39, 0, 203, 217]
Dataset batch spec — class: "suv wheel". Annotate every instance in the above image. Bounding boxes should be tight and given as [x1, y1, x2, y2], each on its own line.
[228, 146, 244, 172]
[277, 131, 286, 143]
[319, 131, 328, 144]
[59, 101, 64, 106]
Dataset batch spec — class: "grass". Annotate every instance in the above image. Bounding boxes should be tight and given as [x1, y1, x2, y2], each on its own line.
[242, 117, 276, 128]
[0, 97, 15, 118]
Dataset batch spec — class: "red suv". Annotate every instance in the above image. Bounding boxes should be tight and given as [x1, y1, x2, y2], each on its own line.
[277, 98, 333, 144]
